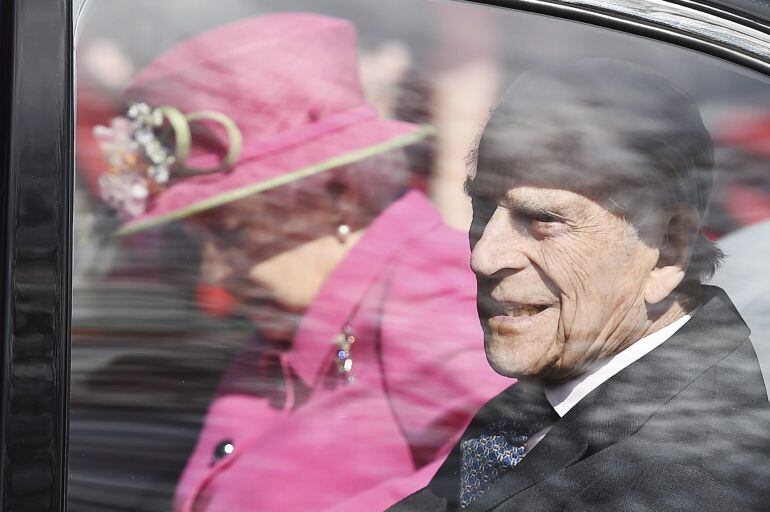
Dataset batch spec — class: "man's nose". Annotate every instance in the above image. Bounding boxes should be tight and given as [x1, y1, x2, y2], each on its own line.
[470, 207, 529, 278]
[200, 240, 234, 285]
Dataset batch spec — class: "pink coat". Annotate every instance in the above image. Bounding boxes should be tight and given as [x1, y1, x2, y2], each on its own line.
[174, 191, 511, 511]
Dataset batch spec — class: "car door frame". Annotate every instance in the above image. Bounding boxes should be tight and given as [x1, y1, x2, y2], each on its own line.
[0, 0, 73, 510]
[0, 0, 767, 511]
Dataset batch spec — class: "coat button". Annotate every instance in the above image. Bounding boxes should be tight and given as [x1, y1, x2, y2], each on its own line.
[212, 439, 235, 465]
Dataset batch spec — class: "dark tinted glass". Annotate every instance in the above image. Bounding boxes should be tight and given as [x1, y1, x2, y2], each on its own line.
[72, 2, 770, 511]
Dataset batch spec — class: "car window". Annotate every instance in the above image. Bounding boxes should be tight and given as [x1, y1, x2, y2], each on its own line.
[71, 1, 770, 511]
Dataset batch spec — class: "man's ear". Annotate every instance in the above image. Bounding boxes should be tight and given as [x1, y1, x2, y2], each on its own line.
[644, 205, 700, 305]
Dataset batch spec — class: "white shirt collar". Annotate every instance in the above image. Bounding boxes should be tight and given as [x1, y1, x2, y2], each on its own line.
[544, 314, 691, 417]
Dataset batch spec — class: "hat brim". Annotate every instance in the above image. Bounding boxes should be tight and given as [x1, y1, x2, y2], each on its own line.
[116, 119, 433, 236]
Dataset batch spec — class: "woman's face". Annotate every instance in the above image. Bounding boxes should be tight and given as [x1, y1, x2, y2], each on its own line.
[188, 182, 355, 340]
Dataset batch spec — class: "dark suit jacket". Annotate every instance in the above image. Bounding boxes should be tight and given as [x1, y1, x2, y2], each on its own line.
[389, 287, 770, 511]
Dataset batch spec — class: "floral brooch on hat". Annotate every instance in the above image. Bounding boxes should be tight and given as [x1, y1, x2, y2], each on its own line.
[94, 102, 242, 219]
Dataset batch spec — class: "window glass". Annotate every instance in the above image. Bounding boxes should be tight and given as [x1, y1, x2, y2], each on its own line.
[72, 1, 770, 511]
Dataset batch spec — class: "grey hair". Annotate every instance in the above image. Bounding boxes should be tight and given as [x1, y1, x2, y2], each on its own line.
[468, 59, 723, 285]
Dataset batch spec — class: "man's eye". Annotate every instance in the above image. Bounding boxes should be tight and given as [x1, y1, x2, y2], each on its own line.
[532, 211, 559, 223]
[529, 212, 565, 237]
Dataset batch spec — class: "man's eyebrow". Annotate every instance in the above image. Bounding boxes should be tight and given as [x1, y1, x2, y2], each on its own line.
[463, 175, 479, 198]
[463, 175, 506, 200]
[503, 197, 570, 221]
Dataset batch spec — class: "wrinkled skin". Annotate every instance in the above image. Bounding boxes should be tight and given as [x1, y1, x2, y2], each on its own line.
[470, 185, 691, 382]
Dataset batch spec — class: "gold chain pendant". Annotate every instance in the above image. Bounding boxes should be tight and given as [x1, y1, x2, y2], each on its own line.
[333, 325, 356, 384]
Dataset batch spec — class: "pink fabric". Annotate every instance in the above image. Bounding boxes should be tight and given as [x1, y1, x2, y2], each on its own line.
[116, 13, 422, 231]
[123, 115, 419, 232]
[185, 104, 379, 170]
[173, 191, 512, 511]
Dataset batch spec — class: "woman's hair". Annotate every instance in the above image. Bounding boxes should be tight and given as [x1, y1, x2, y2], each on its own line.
[314, 148, 413, 222]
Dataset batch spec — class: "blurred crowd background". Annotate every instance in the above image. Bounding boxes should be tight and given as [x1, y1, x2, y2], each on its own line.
[71, 1, 770, 510]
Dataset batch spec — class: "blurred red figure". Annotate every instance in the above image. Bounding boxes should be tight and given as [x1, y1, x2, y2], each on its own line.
[196, 284, 238, 318]
[720, 114, 770, 228]
[89, 13, 510, 512]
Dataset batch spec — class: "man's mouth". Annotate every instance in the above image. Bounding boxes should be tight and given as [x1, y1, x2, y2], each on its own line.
[482, 299, 557, 332]
[501, 302, 550, 318]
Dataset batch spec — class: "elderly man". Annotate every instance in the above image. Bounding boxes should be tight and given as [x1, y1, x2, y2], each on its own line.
[389, 60, 770, 512]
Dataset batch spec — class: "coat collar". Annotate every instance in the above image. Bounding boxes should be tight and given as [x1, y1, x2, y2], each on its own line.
[426, 286, 750, 511]
[288, 190, 446, 386]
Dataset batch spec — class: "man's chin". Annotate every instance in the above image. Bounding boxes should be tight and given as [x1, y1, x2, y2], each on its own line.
[481, 311, 562, 377]
[484, 340, 536, 378]
[484, 355, 521, 378]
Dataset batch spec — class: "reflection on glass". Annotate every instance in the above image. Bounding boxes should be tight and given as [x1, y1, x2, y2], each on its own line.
[71, 2, 770, 511]
[391, 58, 770, 511]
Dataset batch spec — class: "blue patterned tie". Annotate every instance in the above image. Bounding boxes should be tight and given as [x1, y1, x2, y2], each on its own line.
[458, 421, 529, 508]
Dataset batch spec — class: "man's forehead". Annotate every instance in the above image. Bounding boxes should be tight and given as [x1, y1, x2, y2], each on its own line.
[468, 170, 594, 206]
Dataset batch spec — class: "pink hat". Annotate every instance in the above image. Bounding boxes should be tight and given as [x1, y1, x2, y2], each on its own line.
[92, 13, 431, 236]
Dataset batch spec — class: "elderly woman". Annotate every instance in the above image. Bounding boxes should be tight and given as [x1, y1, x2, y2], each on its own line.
[91, 13, 508, 512]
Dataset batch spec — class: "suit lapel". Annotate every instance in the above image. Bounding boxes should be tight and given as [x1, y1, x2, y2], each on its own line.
[387, 488, 449, 512]
[574, 286, 750, 455]
[429, 286, 749, 512]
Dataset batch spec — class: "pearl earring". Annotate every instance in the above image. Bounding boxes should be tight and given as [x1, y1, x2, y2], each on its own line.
[336, 223, 351, 244]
